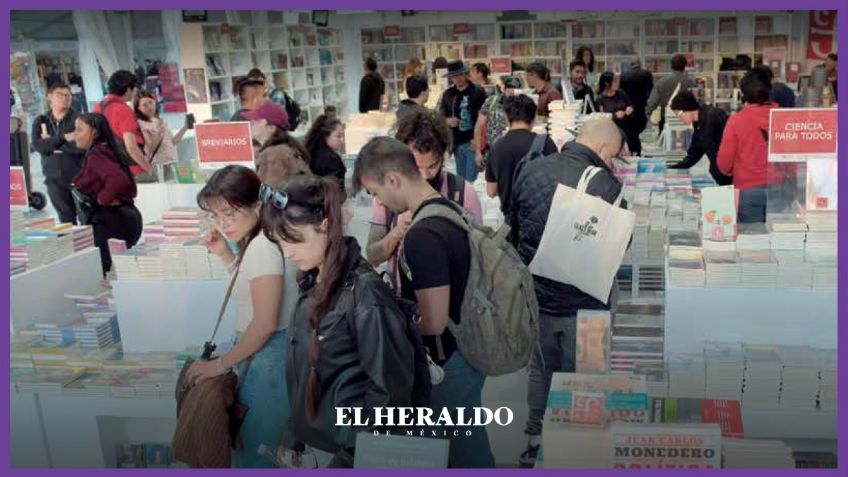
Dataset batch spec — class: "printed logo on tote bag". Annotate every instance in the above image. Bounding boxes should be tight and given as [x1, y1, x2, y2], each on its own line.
[573, 216, 599, 242]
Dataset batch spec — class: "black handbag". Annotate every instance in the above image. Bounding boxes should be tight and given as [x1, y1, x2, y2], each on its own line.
[70, 185, 98, 225]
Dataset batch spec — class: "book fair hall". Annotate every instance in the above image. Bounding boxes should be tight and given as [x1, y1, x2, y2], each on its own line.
[7, 8, 840, 470]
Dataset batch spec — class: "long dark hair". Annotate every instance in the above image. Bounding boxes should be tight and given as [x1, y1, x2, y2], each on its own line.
[133, 90, 158, 122]
[197, 165, 262, 253]
[77, 113, 134, 182]
[598, 72, 616, 95]
[304, 114, 342, 164]
[261, 175, 346, 422]
[576, 46, 596, 73]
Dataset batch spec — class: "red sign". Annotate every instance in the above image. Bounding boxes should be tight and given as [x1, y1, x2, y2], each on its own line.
[10, 166, 28, 209]
[453, 23, 470, 35]
[490, 56, 511, 75]
[383, 25, 400, 39]
[785, 62, 802, 85]
[768, 108, 838, 162]
[807, 11, 836, 60]
[195, 122, 255, 169]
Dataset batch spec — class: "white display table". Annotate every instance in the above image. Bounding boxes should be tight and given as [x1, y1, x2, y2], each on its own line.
[111, 278, 237, 353]
[134, 183, 206, 224]
[664, 281, 837, 354]
[10, 393, 52, 467]
[10, 247, 103, 334]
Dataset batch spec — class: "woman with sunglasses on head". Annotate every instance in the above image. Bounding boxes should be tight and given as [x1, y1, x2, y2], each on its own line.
[71, 113, 143, 274]
[185, 165, 297, 468]
[261, 175, 416, 468]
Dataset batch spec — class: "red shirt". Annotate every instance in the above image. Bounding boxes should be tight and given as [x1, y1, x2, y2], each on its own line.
[717, 103, 782, 191]
[73, 143, 137, 206]
[95, 94, 145, 175]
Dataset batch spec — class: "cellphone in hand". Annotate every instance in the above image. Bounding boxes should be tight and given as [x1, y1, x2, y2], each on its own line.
[186, 113, 196, 129]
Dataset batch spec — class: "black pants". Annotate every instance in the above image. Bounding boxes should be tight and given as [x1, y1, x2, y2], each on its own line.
[625, 128, 642, 157]
[45, 178, 77, 224]
[91, 204, 143, 274]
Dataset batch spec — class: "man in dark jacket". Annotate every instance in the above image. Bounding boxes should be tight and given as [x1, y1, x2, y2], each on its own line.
[620, 59, 654, 155]
[30, 82, 85, 224]
[511, 117, 627, 468]
[359, 57, 385, 113]
[646, 54, 697, 133]
[668, 91, 732, 185]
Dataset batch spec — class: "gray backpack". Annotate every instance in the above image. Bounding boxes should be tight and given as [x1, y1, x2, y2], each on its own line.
[401, 201, 539, 376]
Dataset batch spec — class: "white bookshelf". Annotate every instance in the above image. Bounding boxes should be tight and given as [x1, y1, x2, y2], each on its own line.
[361, 26, 428, 108]
[179, 14, 346, 124]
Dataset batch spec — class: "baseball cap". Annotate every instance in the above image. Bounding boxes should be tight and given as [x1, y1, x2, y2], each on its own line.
[242, 101, 290, 131]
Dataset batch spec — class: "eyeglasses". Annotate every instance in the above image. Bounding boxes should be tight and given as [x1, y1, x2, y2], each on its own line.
[259, 183, 289, 209]
[203, 208, 238, 226]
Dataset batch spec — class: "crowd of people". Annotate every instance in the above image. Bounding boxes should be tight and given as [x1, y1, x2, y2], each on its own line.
[30, 44, 837, 469]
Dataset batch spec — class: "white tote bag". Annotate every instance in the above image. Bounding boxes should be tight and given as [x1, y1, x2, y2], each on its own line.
[529, 166, 635, 303]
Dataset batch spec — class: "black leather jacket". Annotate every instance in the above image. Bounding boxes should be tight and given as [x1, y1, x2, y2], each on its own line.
[282, 238, 414, 466]
[512, 142, 628, 317]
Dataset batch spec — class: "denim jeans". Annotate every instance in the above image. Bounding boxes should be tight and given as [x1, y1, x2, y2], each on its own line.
[524, 313, 577, 437]
[454, 142, 479, 183]
[738, 187, 767, 224]
[429, 351, 495, 468]
[231, 329, 289, 468]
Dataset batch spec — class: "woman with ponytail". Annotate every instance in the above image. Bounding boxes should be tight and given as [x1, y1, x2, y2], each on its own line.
[71, 113, 143, 274]
[186, 165, 297, 467]
[261, 175, 415, 467]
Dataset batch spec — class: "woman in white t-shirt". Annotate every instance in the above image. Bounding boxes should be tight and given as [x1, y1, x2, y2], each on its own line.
[186, 165, 297, 467]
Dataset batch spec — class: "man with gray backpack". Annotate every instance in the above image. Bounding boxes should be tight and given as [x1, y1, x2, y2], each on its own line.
[354, 137, 539, 468]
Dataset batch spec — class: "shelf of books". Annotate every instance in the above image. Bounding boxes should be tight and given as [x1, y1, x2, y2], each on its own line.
[361, 26, 429, 108]
[179, 13, 346, 125]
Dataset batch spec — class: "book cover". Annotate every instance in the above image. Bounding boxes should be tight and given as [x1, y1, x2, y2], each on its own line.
[610, 422, 722, 469]
[701, 186, 738, 241]
[145, 443, 171, 468]
[576, 310, 611, 374]
[650, 397, 744, 438]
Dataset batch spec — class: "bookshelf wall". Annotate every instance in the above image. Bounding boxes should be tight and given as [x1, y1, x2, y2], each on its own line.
[355, 12, 794, 107]
[179, 11, 347, 126]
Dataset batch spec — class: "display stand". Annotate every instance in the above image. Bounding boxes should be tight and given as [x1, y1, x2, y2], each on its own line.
[111, 278, 237, 353]
[10, 247, 103, 334]
[664, 278, 837, 354]
[37, 395, 175, 468]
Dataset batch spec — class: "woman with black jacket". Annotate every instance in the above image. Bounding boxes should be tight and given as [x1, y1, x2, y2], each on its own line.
[71, 113, 143, 274]
[261, 175, 416, 467]
[304, 115, 347, 196]
[667, 91, 732, 186]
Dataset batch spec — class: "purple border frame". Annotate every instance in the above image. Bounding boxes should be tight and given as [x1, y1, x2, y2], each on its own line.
[2, 1, 845, 475]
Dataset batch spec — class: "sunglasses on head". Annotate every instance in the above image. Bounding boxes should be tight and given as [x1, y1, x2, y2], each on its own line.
[259, 184, 324, 217]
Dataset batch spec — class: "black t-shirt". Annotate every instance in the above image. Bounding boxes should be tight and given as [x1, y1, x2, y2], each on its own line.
[400, 197, 470, 365]
[485, 130, 558, 212]
[439, 84, 486, 148]
[309, 146, 347, 195]
[595, 90, 632, 128]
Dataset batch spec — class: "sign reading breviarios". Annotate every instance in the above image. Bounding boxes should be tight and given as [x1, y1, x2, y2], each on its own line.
[10, 166, 28, 210]
[194, 122, 255, 170]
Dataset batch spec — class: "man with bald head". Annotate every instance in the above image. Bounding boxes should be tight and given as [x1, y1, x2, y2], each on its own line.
[512, 117, 627, 468]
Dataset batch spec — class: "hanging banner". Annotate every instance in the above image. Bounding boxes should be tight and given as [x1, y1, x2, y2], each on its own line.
[806, 11, 837, 60]
[768, 108, 838, 162]
[10, 166, 28, 210]
[195, 122, 255, 170]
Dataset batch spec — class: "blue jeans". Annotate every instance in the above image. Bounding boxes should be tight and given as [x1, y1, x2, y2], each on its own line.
[454, 142, 479, 183]
[231, 329, 289, 468]
[429, 351, 495, 468]
[738, 187, 767, 224]
[524, 313, 577, 437]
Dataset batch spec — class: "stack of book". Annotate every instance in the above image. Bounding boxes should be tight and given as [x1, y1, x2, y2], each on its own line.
[10, 334, 41, 368]
[649, 397, 743, 438]
[610, 304, 664, 374]
[702, 239, 737, 253]
[668, 231, 705, 287]
[773, 251, 813, 288]
[777, 346, 821, 410]
[10, 260, 26, 276]
[10, 209, 27, 242]
[65, 345, 122, 371]
[184, 241, 213, 279]
[768, 216, 807, 250]
[159, 240, 188, 279]
[112, 249, 141, 280]
[131, 370, 181, 399]
[71, 225, 95, 251]
[793, 451, 838, 469]
[71, 314, 119, 350]
[547, 100, 582, 150]
[136, 250, 166, 280]
[704, 251, 741, 287]
[816, 348, 837, 411]
[739, 250, 778, 287]
[108, 238, 128, 256]
[33, 314, 80, 346]
[13, 367, 85, 394]
[630, 208, 650, 259]
[741, 345, 782, 409]
[736, 223, 771, 251]
[810, 259, 837, 290]
[803, 210, 837, 231]
[576, 310, 611, 374]
[633, 362, 668, 397]
[723, 439, 795, 468]
[667, 353, 706, 398]
[143, 222, 166, 246]
[704, 342, 744, 400]
[163, 208, 205, 241]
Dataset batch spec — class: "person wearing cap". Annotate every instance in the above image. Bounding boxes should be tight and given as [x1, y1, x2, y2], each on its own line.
[474, 75, 521, 168]
[668, 91, 731, 186]
[437, 60, 487, 182]
[231, 70, 268, 121]
[242, 101, 290, 152]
